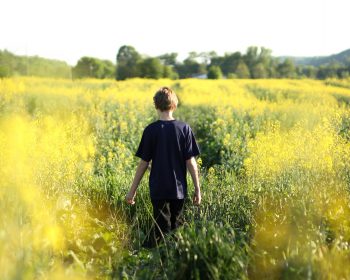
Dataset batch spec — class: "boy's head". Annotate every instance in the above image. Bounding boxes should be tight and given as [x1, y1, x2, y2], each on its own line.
[153, 87, 178, 112]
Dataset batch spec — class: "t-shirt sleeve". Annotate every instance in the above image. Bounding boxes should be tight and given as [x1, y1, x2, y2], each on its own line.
[135, 128, 153, 162]
[184, 126, 200, 160]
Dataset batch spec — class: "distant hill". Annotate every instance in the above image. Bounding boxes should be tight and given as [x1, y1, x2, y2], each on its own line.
[0, 49, 72, 78]
[279, 49, 350, 67]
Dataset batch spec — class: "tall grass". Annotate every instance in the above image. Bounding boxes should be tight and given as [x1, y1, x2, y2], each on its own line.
[1, 77, 350, 279]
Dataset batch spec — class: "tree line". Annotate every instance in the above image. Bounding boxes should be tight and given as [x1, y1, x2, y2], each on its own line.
[73, 45, 350, 80]
[1, 47, 350, 80]
[0, 50, 71, 78]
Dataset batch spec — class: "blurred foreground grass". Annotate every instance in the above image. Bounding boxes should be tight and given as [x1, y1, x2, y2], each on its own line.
[1, 77, 350, 279]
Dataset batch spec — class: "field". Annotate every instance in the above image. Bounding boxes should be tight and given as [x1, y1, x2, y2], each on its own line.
[1, 77, 350, 279]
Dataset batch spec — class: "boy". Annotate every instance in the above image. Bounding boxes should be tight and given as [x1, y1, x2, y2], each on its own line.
[125, 86, 201, 244]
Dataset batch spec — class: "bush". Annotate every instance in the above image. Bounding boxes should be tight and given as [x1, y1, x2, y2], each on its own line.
[207, 66, 223, 79]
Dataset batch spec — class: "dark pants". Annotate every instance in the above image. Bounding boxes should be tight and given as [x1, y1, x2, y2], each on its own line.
[151, 199, 185, 244]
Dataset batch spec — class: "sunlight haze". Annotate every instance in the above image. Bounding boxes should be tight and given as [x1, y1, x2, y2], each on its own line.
[1, 0, 349, 65]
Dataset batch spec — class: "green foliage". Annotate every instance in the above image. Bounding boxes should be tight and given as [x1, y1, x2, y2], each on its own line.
[3, 78, 350, 279]
[277, 58, 296, 78]
[164, 222, 249, 280]
[3, 46, 350, 80]
[158, 53, 178, 66]
[235, 60, 251, 78]
[116, 45, 141, 80]
[244, 46, 259, 69]
[163, 65, 179, 80]
[72, 57, 115, 79]
[101, 60, 116, 78]
[220, 52, 242, 76]
[0, 65, 11, 77]
[208, 47, 290, 79]
[227, 73, 238, 79]
[300, 65, 317, 78]
[0, 49, 71, 78]
[139, 57, 164, 79]
[207, 66, 222, 79]
[175, 53, 207, 78]
[317, 63, 340, 79]
[177, 105, 222, 167]
[116, 47, 179, 80]
[251, 62, 268, 79]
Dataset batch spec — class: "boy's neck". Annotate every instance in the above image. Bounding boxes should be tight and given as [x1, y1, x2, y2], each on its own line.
[158, 110, 175, 121]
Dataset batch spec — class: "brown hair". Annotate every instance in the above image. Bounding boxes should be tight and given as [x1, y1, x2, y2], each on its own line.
[153, 87, 178, 111]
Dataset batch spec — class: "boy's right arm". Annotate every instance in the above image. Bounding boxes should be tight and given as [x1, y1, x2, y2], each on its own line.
[186, 157, 201, 205]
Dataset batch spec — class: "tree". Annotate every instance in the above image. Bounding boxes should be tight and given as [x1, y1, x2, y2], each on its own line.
[116, 45, 141, 80]
[251, 63, 268, 78]
[0, 50, 14, 77]
[300, 65, 317, 78]
[244, 46, 259, 69]
[72, 57, 115, 79]
[210, 56, 225, 68]
[158, 53, 178, 66]
[100, 60, 115, 78]
[339, 70, 349, 79]
[163, 65, 179, 79]
[268, 58, 279, 78]
[220, 52, 241, 76]
[258, 47, 274, 77]
[277, 58, 296, 78]
[258, 47, 272, 65]
[0, 49, 71, 78]
[0, 65, 10, 77]
[73, 57, 104, 79]
[207, 66, 222, 79]
[198, 51, 218, 65]
[175, 53, 207, 78]
[139, 57, 163, 79]
[235, 61, 250, 78]
[243, 46, 274, 78]
[316, 64, 339, 79]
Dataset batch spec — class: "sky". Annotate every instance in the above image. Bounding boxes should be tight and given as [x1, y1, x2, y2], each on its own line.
[1, 0, 349, 65]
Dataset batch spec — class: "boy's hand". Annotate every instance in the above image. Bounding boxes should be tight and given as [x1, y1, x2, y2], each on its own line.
[193, 191, 201, 205]
[125, 190, 136, 205]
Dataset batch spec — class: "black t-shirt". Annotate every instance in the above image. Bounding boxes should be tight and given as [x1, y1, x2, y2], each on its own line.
[135, 119, 200, 199]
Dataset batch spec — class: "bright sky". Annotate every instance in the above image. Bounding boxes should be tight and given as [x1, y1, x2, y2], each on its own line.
[1, 0, 349, 65]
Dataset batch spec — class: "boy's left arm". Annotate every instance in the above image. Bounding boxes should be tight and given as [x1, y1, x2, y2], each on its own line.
[125, 159, 149, 205]
[186, 157, 201, 205]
